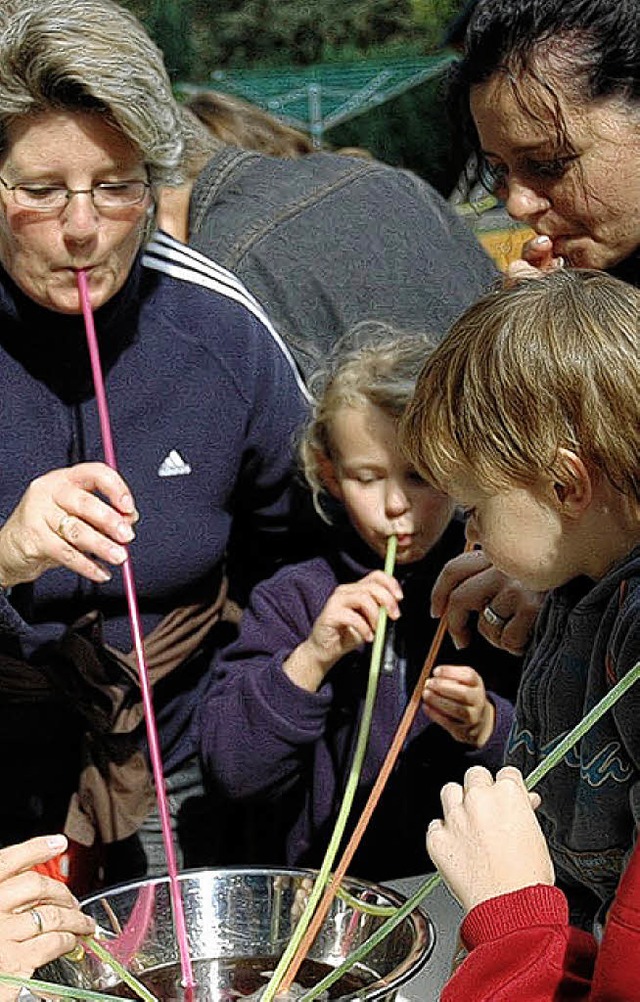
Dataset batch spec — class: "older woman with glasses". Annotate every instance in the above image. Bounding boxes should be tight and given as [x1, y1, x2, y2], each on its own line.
[0, 0, 309, 890]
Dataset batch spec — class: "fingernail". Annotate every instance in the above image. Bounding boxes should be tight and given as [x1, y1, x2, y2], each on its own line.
[97, 568, 112, 582]
[533, 234, 550, 246]
[120, 494, 135, 512]
[46, 835, 67, 850]
[117, 523, 135, 543]
[109, 545, 128, 563]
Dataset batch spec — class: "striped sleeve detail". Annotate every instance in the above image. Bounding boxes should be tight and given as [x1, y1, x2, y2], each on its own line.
[143, 231, 311, 402]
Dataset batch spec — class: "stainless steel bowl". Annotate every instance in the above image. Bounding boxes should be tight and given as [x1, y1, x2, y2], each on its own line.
[39, 867, 435, 1001]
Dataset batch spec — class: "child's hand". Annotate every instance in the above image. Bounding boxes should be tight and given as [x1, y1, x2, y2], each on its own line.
[427, 766, 553, 913]
[421, 664, 495, 747]
[284, 571, 402, 692]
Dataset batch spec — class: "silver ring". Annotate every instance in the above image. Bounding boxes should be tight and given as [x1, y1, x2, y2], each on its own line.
[30, 907, 44, 934]
[56, 512, 74, 541]
[483, 605, 509, 629]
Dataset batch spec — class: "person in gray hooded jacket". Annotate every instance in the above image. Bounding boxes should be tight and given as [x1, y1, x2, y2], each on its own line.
[156, 95, 500, 380]
[186, 145, 499, 380]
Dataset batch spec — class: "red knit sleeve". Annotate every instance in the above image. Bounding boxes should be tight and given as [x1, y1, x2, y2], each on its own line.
[440, 884, 596, 1002]
[591, 838, 640, 1001]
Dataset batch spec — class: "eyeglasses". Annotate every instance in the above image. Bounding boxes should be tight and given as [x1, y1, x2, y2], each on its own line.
[0, 177, 150, 211]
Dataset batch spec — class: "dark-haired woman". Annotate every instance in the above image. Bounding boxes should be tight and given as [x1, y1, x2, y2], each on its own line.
[451, 0, 640, 284]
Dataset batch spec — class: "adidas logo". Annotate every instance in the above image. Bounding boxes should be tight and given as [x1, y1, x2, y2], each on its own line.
[158, 449, 192, 477]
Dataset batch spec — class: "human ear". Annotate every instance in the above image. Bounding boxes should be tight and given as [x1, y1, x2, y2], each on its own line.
[316, 451, 343, 500]
[552, 449, 592, 514]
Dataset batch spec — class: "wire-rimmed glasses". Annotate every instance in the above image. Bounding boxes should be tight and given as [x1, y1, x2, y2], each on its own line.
[0, 177, 150, 211]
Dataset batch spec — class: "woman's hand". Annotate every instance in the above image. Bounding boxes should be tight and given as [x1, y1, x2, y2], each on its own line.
[427, 766, 554, 913]
[430, 549, 543, 655]
[506, 234, 565, 281]
[0, 462, 138, 588]
[422, 664, 495, 747]
[284, 571, 403, 692]
[0, 835, 96, 1001]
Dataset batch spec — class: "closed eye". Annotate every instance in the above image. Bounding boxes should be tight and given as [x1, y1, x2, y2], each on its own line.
[522, 154, 578, 180]
[406, 470, 426, 486]
[20, 184, 64, 198]
[480, 153, 578, 194]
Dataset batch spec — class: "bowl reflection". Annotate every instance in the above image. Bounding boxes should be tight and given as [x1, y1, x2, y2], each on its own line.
[38, 867, 435, 1001]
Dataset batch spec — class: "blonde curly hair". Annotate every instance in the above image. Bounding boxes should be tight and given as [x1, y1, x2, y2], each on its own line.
[300, 322, 438, 520]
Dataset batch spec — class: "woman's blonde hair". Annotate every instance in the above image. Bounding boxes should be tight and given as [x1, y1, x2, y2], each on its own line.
[301, 322, 438, 519]
[0, 0, 184, 186]
[184, 90, 314, 159]
[401, 269, 640, 503]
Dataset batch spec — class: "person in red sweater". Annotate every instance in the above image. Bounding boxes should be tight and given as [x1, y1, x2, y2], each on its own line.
[427, 765, 640, 1001]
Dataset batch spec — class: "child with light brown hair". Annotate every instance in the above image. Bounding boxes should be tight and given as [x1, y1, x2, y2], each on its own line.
[198, 326, 518, 878]
[401, 268, 640, 932]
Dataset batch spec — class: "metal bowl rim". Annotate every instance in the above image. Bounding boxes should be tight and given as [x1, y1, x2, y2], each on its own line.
[80, 865, 436, 1002]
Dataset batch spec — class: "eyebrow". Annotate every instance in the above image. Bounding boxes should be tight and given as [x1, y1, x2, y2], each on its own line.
[481, 141, 563, 158]
[4, 159, 142, 178]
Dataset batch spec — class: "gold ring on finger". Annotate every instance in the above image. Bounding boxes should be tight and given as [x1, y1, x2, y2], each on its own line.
[56, 512, 74, 541]
[30, 907, 44, 934]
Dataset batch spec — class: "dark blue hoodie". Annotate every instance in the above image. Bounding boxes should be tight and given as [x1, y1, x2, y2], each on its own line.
[0, 232, 308, 842]
[198, 519, 518, 880]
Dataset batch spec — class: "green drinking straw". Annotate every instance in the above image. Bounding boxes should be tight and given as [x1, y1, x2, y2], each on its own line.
[335, 886, 396, 918]
[0, 935, 160, 1002]
[299, 657, 640, 1001]
[83, 936, 159, 1002]
[0, 971, 133, 1002]
[261, 535, 398, 1002]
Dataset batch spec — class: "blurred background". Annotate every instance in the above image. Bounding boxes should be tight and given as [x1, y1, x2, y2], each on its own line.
[120, 0, 531, 267]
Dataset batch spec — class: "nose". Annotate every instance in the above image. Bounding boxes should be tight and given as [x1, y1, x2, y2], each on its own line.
[385, 480, 410, 518]
[60, 190, 100, 238]
[505, 178, 550, 224]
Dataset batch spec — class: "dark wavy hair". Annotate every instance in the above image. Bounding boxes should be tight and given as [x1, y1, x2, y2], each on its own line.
[448, 0, 640, 168]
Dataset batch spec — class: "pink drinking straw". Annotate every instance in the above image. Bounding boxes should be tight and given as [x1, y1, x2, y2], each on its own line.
[76, 269, 195, 993]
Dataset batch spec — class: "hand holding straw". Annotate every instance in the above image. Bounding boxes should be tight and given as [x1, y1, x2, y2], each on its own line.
[261, 534, 398, 1002]
[275, 541, 472, 996]
[299, 655, 640, 1001]
[76, 270, 194, 992]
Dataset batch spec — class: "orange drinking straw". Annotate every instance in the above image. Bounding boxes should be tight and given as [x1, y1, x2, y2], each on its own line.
[276, 542, 471, 995]
[76, 270, 195, 992]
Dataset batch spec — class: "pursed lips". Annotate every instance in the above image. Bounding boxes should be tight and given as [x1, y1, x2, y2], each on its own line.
[394, 533, 414, 546]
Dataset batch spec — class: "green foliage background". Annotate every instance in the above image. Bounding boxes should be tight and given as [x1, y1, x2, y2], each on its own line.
[119, 0, 469, 193]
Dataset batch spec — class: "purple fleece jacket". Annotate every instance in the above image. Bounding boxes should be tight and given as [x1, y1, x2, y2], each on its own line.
[198, 521, 518, 880]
